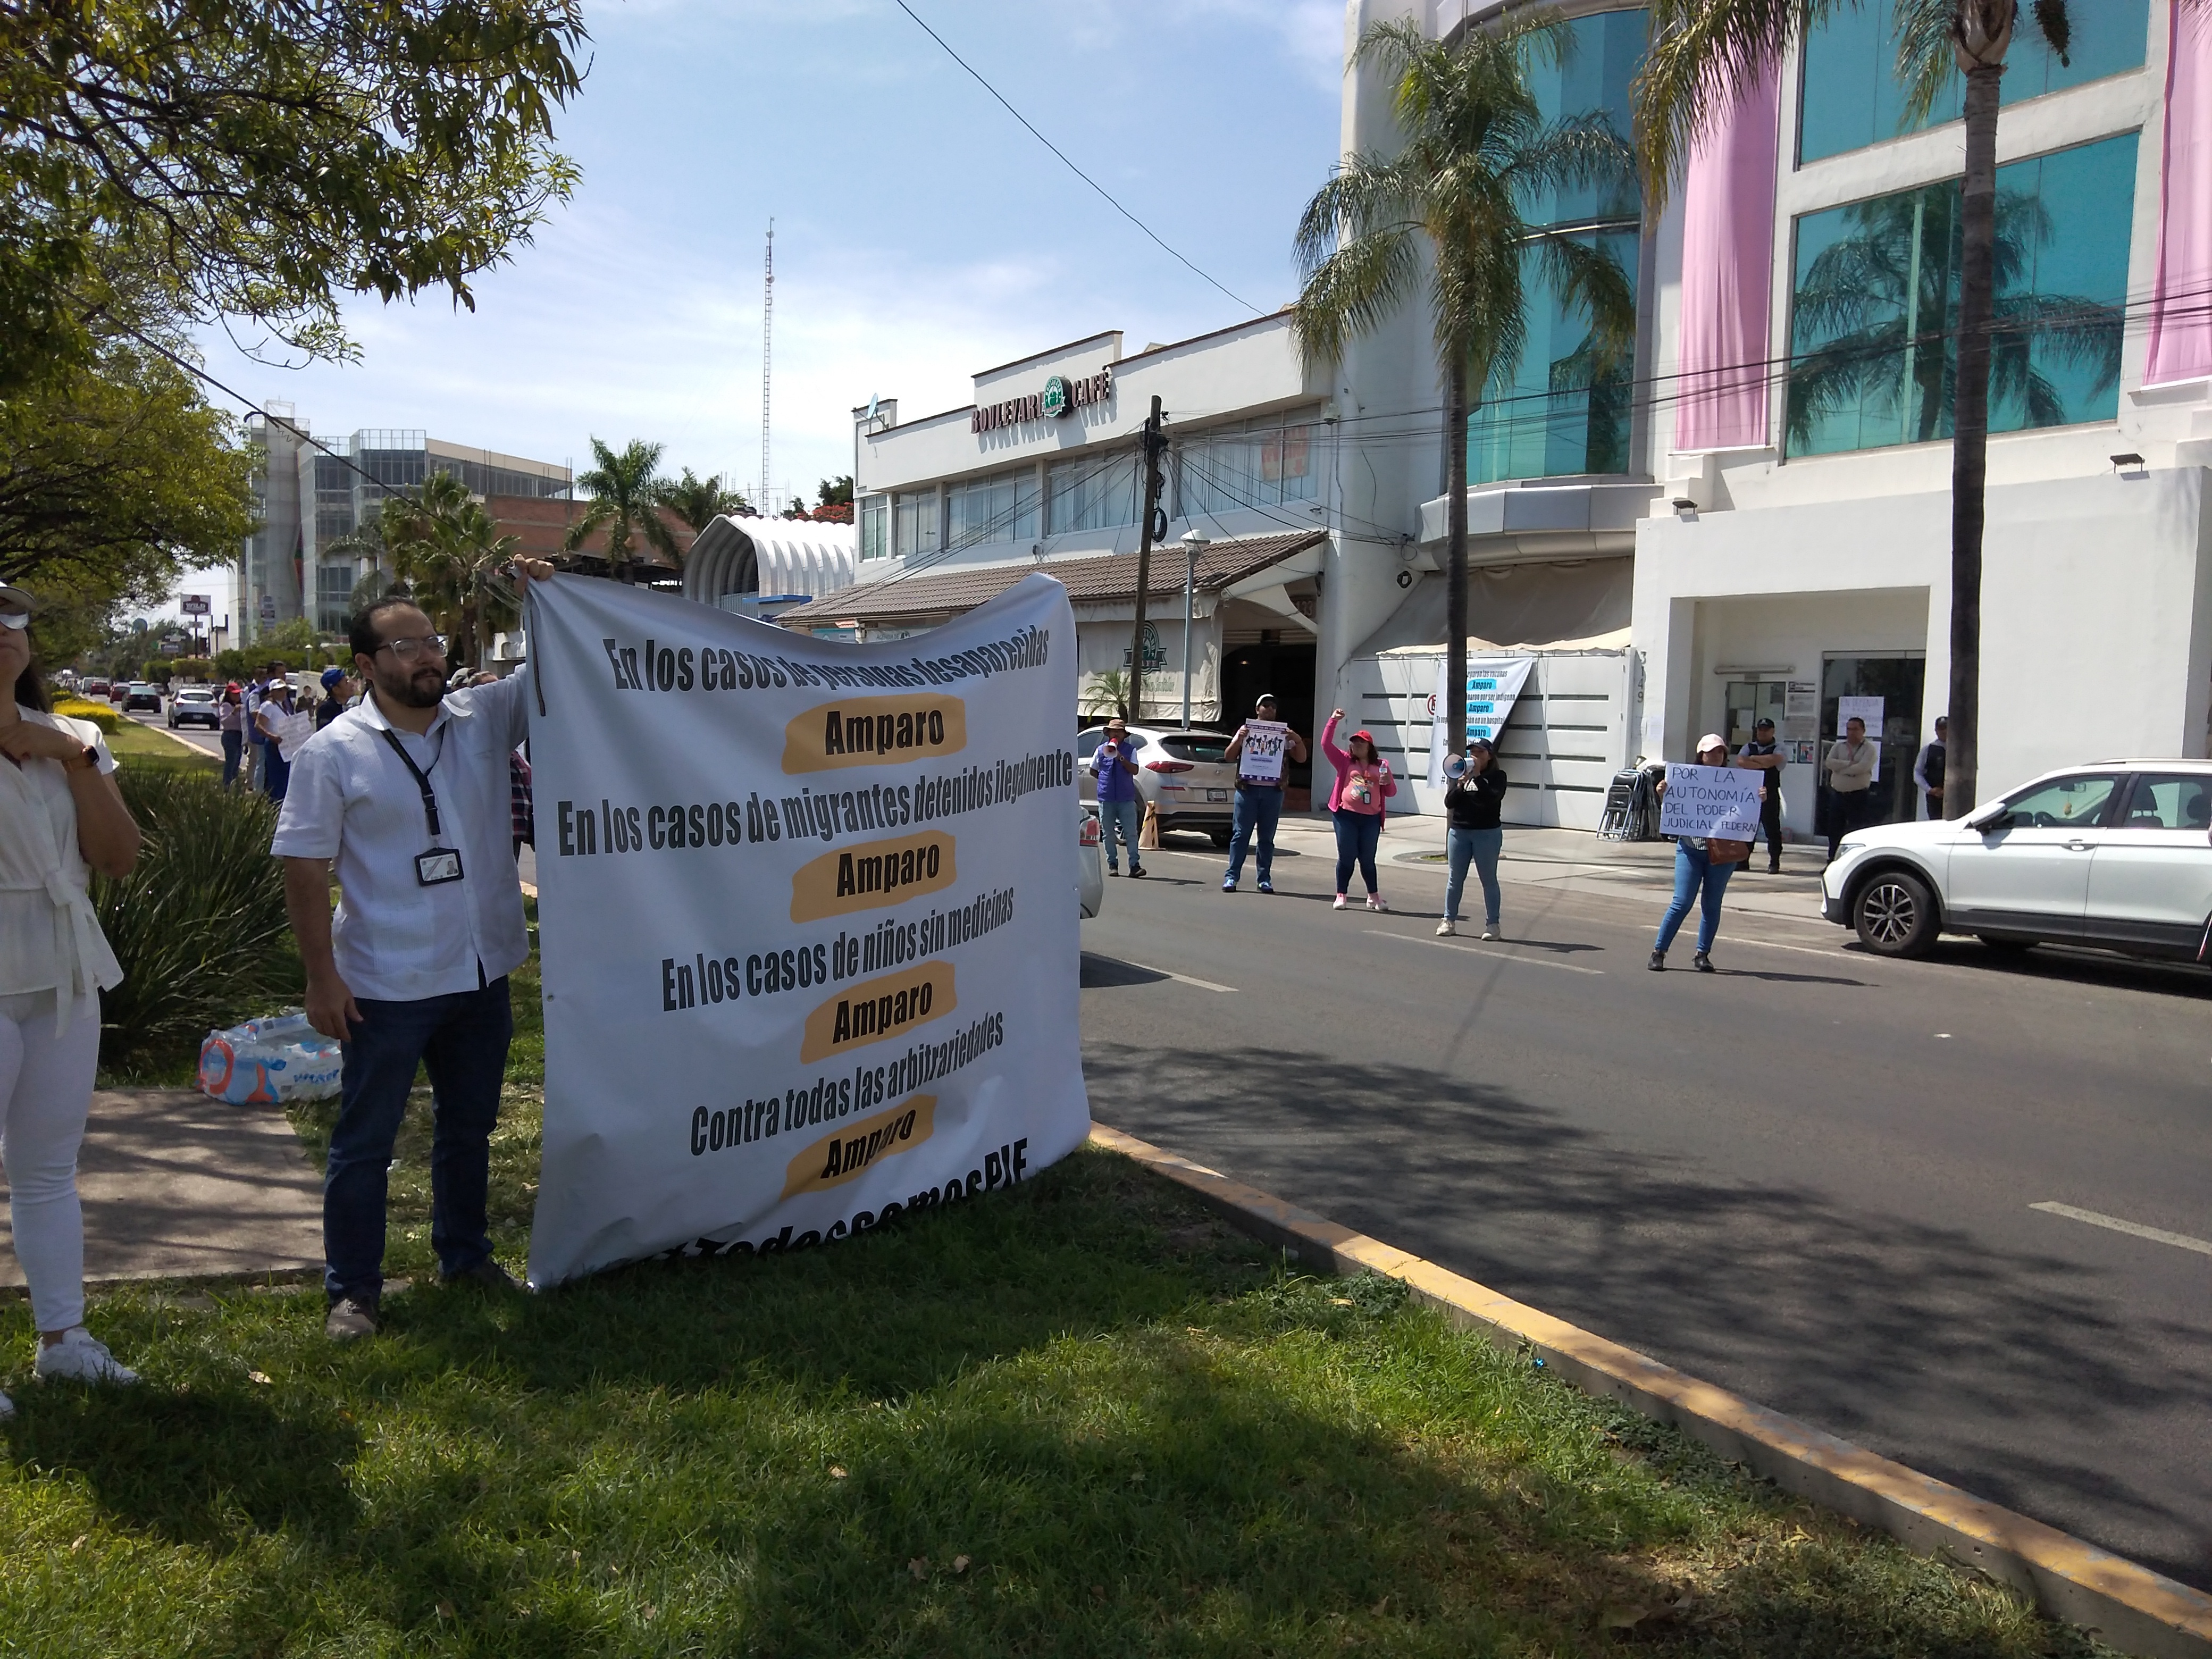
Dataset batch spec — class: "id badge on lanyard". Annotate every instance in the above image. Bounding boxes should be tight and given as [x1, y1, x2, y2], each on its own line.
[378, 726, 466, 886]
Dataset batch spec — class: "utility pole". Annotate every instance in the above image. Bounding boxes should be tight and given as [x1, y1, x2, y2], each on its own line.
[1126, 396, 1168, 722]
[760, 221, 774, 516]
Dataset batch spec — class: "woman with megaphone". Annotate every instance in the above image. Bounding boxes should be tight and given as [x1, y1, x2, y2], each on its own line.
[1439, 739, 1508, 937]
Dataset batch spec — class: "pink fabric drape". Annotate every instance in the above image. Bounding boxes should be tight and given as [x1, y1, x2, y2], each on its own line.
[1672, 66, 1783, 451]
[2147, 1, 2212, 386]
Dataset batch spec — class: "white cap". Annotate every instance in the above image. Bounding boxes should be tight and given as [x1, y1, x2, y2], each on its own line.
[1696, 732, 1728, 753]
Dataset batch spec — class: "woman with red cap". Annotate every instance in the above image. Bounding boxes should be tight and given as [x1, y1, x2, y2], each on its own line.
[1321, 708, 1395, 911]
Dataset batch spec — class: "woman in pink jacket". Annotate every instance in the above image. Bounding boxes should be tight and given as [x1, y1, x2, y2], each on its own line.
[1321, 708, 1396, 911]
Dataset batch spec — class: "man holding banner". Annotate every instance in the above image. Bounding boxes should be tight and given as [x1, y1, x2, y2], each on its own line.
[1649, 734, 1766, 974]
[275, 563, 557, 1341]
[1220, 693, 1307, 894]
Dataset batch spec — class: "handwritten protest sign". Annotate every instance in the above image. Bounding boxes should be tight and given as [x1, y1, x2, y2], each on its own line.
[1659, 764, 1764, 840]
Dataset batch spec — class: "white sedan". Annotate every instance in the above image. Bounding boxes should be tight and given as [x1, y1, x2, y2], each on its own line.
[1821, 760, 2212, 962]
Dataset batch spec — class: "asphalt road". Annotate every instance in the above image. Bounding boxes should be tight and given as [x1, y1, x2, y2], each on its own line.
[1077, 826, 2212, 1591]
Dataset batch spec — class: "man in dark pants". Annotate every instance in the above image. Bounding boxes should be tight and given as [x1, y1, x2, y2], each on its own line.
[1221, 693, 1308, 894]
[1735, 717, 1787, 872]
[274, 563, 555, 1340]
[1914, 715, 1948, 820]
[1822, 715, 1879, 862]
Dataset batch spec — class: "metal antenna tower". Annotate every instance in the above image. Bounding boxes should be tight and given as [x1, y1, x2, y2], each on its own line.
[760, 220, 774, 514]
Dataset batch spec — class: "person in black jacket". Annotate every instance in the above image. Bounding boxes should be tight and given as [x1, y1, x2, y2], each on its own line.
[1439, 739, 1509, 938]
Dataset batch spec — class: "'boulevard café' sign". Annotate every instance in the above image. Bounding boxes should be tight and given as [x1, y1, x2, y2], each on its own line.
[971, 366, 1113, 434]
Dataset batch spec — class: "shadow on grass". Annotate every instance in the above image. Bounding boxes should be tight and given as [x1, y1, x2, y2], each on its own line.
[4, 1386, 359, 1546]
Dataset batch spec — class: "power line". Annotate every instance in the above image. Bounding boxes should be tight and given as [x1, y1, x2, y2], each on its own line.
[891, 0, 1262, 317]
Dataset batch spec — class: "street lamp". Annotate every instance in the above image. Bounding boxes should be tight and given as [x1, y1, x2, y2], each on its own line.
[1179, 528, 1209, 730]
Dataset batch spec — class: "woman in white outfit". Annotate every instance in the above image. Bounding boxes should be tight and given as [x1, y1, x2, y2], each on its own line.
[0, 583, 143, 1418]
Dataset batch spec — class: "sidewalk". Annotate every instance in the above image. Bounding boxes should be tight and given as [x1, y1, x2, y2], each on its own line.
[0, 1089, 322, 1292]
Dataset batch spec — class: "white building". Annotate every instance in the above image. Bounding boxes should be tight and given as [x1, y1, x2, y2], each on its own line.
[795, 0, 2212, 831]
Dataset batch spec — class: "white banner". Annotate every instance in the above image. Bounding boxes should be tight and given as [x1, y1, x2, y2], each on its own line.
[1658, 764, 1765, 840]
[521, 573, 1091, 1287]
[1427, 657, 1535, 786]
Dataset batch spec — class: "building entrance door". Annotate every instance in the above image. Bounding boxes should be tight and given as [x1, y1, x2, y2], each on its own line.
[1820, 655, 1924, 830]
[1221, 639, 1316, 799]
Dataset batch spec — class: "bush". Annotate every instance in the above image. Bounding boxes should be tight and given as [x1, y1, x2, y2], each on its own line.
[51, 697, 120, 733]
[92, 768, 303, 1077]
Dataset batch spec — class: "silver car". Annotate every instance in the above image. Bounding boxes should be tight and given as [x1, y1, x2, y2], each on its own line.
[1076, 724, 1239, 845]
[1822, 760, 2212, 962]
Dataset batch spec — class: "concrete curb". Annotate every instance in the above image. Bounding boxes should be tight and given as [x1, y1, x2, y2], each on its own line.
[1088, 1121, 2212, 1659]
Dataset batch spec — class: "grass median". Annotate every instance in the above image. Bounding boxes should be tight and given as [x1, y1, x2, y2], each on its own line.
[2, 945, 2113, 1655]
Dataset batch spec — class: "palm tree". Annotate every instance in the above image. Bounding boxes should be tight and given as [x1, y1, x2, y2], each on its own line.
[1786, 182, 2120, 451]
[565, 437, 680, 583]
[664, 467, 754, 532]
[382, 472, 520, 669]
[1637, 0, 2077, 816]
[1293, 14, 1636, 763]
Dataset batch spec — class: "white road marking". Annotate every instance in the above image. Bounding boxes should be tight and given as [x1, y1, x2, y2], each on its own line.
[2030, 1202, 2212, 1257]
[1119, 960, 1237, 994]
[1365, 929, 1605, 975]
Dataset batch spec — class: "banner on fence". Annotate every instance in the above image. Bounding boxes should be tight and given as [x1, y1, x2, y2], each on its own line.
[1428, 657, 1535, 786]
[521, 573, 1091, 1287]
[1658, 763, 1765, 840]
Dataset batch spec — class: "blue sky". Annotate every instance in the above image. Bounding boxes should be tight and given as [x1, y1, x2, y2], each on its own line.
[172, 0, 1344, 616]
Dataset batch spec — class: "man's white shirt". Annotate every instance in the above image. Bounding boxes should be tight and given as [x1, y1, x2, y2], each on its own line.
[272, 674, 530, 1001]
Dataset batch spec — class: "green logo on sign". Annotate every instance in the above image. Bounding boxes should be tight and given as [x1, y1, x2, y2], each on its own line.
[1042, 375, 1070, 418]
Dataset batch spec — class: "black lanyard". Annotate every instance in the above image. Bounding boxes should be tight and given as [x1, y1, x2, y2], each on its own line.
[378, 724, 449, 839]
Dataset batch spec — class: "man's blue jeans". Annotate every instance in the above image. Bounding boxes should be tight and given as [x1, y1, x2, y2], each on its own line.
[1446, 825, 1503, 925]
[220, 729, 243, 787]
[1099, 797, 1142, 870]
[1224, 784, 1282, 885]
[1655, 842, 1736, 955]
[324, 977, 512, 1304]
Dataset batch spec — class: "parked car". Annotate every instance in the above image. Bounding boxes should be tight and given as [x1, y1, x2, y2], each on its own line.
[1822, 760, 2212, 963]
[167, 685, 221, 729]
[1075, 723, 1238, 845]
[1078, 804, 1104, 919]
[122, 681, 161, 712]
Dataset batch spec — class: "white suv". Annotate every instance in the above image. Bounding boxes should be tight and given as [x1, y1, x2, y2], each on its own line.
[1821, 761, 2212, 962]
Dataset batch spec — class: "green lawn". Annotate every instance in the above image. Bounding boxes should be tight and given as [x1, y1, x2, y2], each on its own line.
[105, 716, 221, 773]
[6, 924, 2113, 1655]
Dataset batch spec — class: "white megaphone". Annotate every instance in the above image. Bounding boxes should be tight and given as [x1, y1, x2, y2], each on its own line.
[1442, 752, 1471, 782]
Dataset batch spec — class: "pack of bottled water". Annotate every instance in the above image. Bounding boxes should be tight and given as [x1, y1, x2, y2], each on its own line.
[197, 1010, 343, 1105]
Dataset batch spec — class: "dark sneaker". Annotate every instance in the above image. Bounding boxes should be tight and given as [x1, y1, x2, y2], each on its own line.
[446, 1257, 520, 1292]
[1693, 951, 1716, 974]
[325, 1297, 379, 1342]
[1647, 950, 1666, 971]
[1256, 879, 1272, 893]
[1129, 864, 1145, 878]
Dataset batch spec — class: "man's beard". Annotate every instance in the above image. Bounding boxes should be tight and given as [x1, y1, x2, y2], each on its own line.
[381, 664, 447, 709]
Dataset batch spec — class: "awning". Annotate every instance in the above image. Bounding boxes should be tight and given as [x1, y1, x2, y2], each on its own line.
[776, 530, 1326, 627]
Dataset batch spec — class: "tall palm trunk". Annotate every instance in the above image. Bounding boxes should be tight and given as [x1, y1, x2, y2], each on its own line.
[1947, 56, 2002, 816]
[1444, 355, 1470, 764]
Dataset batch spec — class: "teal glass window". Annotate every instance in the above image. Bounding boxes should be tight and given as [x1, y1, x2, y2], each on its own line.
[1799, 1, 2149, 165]
[1786, 132, 2136, 457]
[1467, 7, 1645, 485]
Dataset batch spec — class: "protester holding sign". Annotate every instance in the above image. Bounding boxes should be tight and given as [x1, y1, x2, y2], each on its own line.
[274, 565, 556, 1342]
[1320, 709, 1395, 911]
[1649, 735, 1765, 974]
[1439, 739, 1508, 938]
[1221, 694, 1306, 894]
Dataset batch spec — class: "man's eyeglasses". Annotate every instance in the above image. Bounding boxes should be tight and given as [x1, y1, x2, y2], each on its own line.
[0, 609, 29, 632]
[374, 634, 447, 661]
